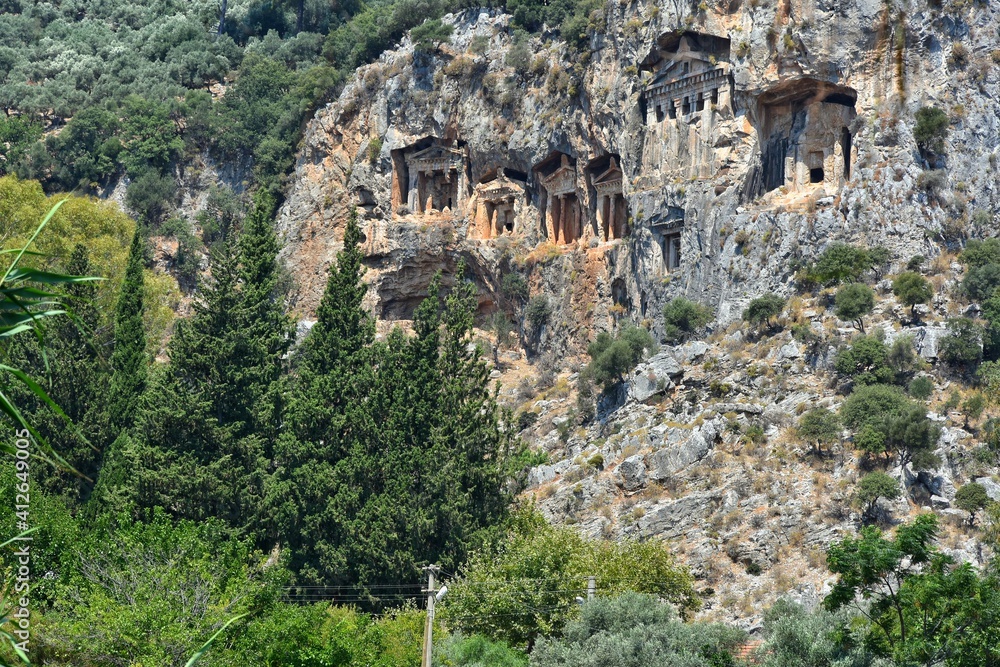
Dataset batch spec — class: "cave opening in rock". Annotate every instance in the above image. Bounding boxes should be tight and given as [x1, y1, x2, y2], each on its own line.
[841, 128, 852, 179]
[810, 167, 824, 183]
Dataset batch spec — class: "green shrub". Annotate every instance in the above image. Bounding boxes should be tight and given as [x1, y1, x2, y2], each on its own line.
[834, 283, 875, 332]
[586, 325, 657, 389]
[955, 483, 991, 525]
[939, 318, 984, 372]
[809, 243, 872, 285]
[963, 393, 986, 425]
[841, 384, 940, 467]
[662, 297, 713, 343]
[441, 511, 698, 649]
[960, 239, 1000, 301]
[835, 335, 894, 386]
[411, 18, 454, 52]
[126, 168, 177, 224]
[526, 296, 551, 329]
[530, 593, 743, 667]
[367, 136, 383, 163]
[797, 407, 841, 454]
[914, 106, 949, 154]
[892, 271, 933, 320]
[437, 634, 527, 667]
[907, 254, 926, 271]
[742, 293, 785, 330]
[501, 272, 529, 302]
[908, 375, 934, 400]
[855, 471, 901, 516]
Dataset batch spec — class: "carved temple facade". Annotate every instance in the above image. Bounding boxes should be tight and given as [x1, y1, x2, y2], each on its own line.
[748, 79, 857, 198]
[391, 138, 469, 215]
[590, 156, 628, 242]
[537, 154, 583, 245]
[640, 32, 733, 180]
[470, 172, 524, 239]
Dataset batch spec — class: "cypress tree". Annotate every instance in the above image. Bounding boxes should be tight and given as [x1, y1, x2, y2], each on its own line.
[124, 192, 292, 530]
[108, 228, 148, 431]
[269, 221, 514, 595]
[135, 239, 261, 525]
[235, 189, 292, 442]
[267, 207, 376, 584]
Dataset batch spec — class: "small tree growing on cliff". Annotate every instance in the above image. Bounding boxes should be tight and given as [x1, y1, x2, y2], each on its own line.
[797, 407, 841, 456]
[411, 18, 454, 53]
[893, 271, 933, 322]
[855, 471, 902, 522]
[585, 325, 657, 390]
[914, 106, 949, 156]
[835, 283, 875, 333]
[743, 293, 785, 332]
[662, 297, 713, 343]
[955, 483, 992, 527]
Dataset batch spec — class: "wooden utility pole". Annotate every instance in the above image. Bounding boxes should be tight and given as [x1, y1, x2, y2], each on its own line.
[421, 565, 440, 667]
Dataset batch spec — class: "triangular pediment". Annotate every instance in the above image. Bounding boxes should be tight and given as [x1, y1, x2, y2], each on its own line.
[595, 164, 623, 184]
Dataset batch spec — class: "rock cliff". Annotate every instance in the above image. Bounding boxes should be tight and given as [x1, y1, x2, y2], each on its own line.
[276, 0, 1000, 626]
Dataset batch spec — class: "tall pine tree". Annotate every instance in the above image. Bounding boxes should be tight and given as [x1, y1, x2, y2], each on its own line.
[267, 207, 377, 584]
[108, 228, 148, 432]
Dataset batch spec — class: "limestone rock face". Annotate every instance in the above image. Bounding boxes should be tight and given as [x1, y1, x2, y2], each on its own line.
[628, 351, 683, 402]
[278, 2, 1000, 348]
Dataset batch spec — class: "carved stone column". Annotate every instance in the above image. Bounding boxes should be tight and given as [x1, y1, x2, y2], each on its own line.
[416, 171, 427, 214]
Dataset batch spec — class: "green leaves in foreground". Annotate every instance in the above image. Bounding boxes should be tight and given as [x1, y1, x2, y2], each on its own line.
[0, 198, 100, 468]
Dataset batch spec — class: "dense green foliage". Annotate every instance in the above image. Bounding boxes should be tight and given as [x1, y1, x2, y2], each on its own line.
[841, 384, 940, 467]
[442, 509, 698, 649]
[107, 229, 149, 432]
[835, 335, 895, 387]
[939, 317, 984, 372]
[892, 271, 932, 320]
[825, 514, 1000, 666]
[662, 297, 713, 343]
[267, 210, 515, 592]
[835, 283, 875, 332]
[585, 325, 657, 389]
[960, 238, 1000, 304]
[757, 599, 883, 667]
[530, 593, 745, 667]
[805, 243, 875, 286]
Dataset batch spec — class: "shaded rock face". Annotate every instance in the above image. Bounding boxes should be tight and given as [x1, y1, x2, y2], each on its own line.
[279, 1, 1000, 348]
